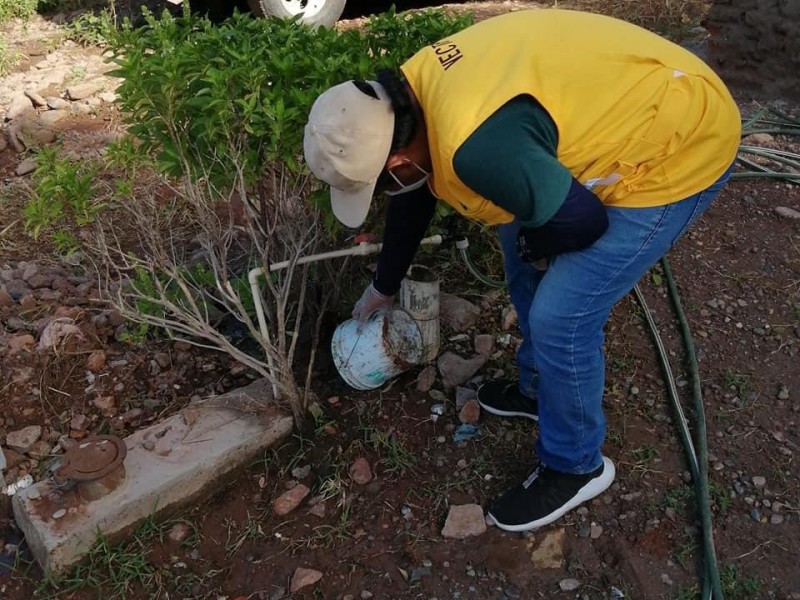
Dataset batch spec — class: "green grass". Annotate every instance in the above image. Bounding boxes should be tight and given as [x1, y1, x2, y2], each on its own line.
[0, 0, 37, 24]
[0, 38, 20, 76]
[723, 369, 752, 398]
[372, 429, 418, 475]
[720, 563, 761, 599]
[664, 484, 693, 512]
[41, 531, 154, 599]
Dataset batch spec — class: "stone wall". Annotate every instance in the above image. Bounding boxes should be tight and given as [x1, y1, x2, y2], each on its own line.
[707, 0, 800, 102]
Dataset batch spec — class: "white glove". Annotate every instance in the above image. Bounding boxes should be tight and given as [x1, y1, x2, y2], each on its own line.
[352, 283, 393, 322]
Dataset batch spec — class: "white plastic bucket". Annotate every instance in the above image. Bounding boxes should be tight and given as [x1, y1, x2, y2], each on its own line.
[399, 265, 440, 363]
[331, 308, 423, 390]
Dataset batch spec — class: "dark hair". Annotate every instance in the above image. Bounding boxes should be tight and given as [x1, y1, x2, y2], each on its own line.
[376, 69, 419, 152]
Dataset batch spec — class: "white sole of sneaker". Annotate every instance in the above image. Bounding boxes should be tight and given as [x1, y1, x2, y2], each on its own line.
[486, 457, 616, 532]
[477, 402, 539, 422]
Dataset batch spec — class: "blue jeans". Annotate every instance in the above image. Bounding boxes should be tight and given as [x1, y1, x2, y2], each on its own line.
[498, 167, 732, 474]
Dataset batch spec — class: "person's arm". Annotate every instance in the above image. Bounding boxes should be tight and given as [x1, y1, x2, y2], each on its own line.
[454, 95, 607, 261]
[352, 186, 437, 320]
[372, 186, 437, 295]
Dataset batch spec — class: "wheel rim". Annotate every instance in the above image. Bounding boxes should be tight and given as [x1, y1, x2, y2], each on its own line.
[281, 0, 325, 18]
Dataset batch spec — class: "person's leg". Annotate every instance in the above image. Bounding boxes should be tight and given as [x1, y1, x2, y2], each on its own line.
[497, 219, 545, 398]
[477, 221, 546, 419]
[488, 167, 731, 531]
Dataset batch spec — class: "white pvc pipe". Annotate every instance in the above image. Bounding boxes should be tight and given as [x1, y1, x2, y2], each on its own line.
[247, 235, 443, 398]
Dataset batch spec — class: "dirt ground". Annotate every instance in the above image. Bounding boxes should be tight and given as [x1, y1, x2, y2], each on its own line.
[1, 2, 800, 599]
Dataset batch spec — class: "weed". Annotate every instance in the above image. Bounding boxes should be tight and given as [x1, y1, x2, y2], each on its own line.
[225, 511, 266, 558]
[69, 64, 87, 81]
[290, 504, 353, 551]
[371, 429, 418, 475]
[708, 479, 732, 518]
[672, 586, 699, 600]
[673, 534, 697, 568]
[0, 0, 36, 24]
[40, 530, 153, 599]
[664, 484, 693, 512]
[64, 7, 117, 46]
[632, 444, 659, 466]
[720, 563, 761, 599]
[0, 39, 21, 76]
[723, 369, 752, 398]
[23, 147, 104, 243]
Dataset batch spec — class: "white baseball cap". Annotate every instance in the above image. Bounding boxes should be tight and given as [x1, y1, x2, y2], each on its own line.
[303, 80, 394, 228]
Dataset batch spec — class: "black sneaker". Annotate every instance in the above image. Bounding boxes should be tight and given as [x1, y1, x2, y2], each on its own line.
[487, 457, 616, 532]
[477, 379, 538, 421]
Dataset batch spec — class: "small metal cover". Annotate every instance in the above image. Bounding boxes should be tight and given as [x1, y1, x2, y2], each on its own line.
[55, 435, 127, 482]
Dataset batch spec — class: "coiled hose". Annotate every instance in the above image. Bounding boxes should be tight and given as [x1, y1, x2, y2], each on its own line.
[454, 106, 800, 600]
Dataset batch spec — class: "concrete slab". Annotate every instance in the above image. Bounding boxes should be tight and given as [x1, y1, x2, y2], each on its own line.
[12, 379, 293, 575]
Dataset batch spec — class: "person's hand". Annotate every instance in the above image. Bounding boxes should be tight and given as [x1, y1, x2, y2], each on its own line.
[352, 283, 393, 323]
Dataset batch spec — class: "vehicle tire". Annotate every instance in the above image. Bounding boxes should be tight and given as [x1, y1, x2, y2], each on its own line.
[246, 0, 347, 27]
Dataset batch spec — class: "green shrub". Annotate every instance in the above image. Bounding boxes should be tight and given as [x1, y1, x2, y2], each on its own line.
[64, 8, 117, 46]
[23, 147, 104, 249]
[108, 8, 472, 193]
[0, 0, 37, 24]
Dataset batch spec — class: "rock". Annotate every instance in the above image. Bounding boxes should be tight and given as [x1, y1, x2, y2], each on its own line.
[52, 509, 67, 520]
[501, 305, 517, 330]
[24, 90, 48, 107]
[752, 476, 767, 488]
[349, 457, 372, 485]
[291, 464, 311, 479]
[7, 425, 43, 454]
[416, 365, 437, 392]
[529, 528, 565, 569]
[38, 319, 85, 350]
[46, 97, 70, 110]
[66, 83, 101, 101]
[8, 334, 35, 355]
[70, 414, 90, 431]
[15, 158, 38, 176]
[778, 386, 790, 400]
[441, 504, 487, 539]
[437, 351, 488, 388]
[458, 399, 481, 424]
[2, 448, 25, 470]
[440, 294, 480, 332]
[0, 289, 14, 307]
[273, 484, 310, 516]
[70, 103, 94, 115]
[21, 264, 38, 281]
[92, 396, 116, 414]
[168, 522, 192, 543]
[6, 94, 33, 121]
[27, 273, 54, 289]
[5, 279, 31, 299]
[474, 334, 495, 356]
[0, 135, 6, 152]
[455, 386, 477, 410]
[590, 524, 603, 539]
[27, 440, 52, 460]
[742, 133, 774, 145]
[8, 111, 58, 151]
[290, 567, 323, 592]
[154, 352, 171, 369]
[770, 514, 785, 525]
[86, 350, 107, 372]
[0, 447, 5, 473]
[308, 503, 326, 518]
[775, 206, 800, 220]
[38, 110, 68, 126]
[98, 91, 117, 103]
[559, 578, 581, 592]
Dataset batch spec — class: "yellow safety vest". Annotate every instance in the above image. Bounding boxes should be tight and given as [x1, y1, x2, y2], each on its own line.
[401, 9, 741, 226]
